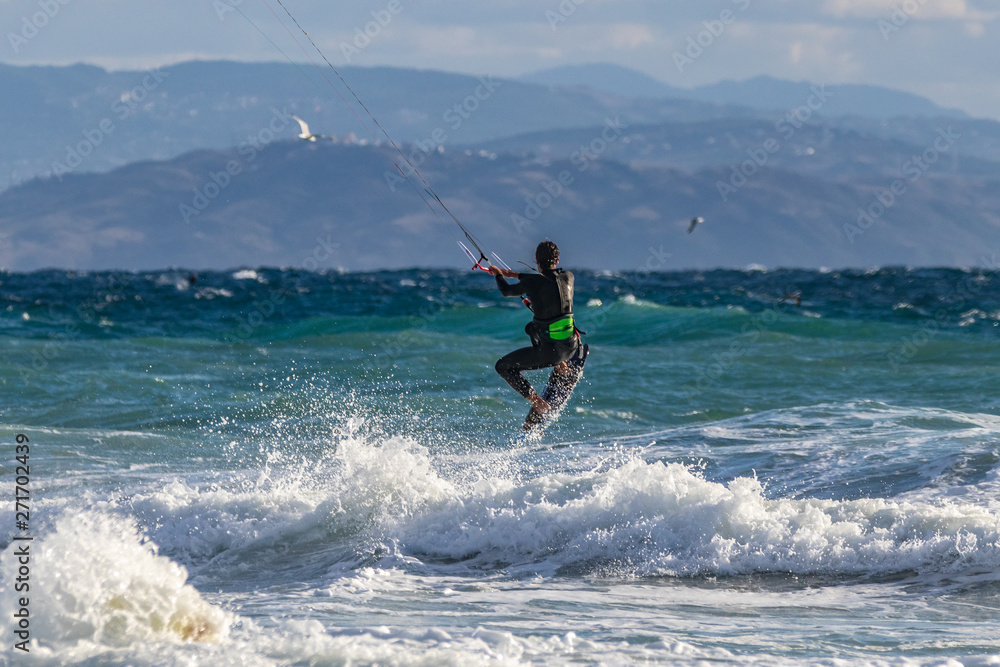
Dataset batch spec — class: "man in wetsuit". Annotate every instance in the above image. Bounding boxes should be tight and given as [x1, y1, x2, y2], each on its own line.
[489, 241, 578, 416]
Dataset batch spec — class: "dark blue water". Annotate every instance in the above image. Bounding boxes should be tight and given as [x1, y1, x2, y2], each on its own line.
[2, 267, 1000, 665]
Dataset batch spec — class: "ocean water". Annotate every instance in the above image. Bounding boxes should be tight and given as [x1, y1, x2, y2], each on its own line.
[2, 266, 1000, 666]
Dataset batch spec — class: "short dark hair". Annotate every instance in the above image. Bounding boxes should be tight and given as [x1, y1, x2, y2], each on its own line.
[536, 241, 559, 270]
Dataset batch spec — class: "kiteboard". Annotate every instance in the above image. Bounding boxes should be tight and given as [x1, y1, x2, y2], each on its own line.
[522, 343, 589, 435]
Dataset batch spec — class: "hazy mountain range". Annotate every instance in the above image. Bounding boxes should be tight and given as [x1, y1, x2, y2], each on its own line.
[522, 63, 970, 120]
[1, 60, 997, 271]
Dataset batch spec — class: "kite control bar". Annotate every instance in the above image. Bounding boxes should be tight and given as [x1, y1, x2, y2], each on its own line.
[458, 241, 491, 272]
[460, 244, 532, 311]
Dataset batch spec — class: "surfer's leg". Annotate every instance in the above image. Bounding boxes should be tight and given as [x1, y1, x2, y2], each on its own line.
[496, 346, 554, 411]
[550, 339, 579, 376]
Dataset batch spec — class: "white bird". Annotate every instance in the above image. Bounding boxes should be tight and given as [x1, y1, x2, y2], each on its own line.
[687, 216, 704, 234]
[292, 114, 334, 142]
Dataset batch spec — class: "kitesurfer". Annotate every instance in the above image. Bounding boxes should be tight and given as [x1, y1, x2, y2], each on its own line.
[490, 241, 579, 416]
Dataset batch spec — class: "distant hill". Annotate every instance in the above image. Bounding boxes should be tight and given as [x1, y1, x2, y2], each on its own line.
[1, 139, 997, 271]
[1, 60, 978, 196]
[685, 75, 968, 120]
[3, 60, 997, 273]
[520, 63, 680, 99]
[522, 67, 968, 119]
[473, 118, 1000, 181]
[0, 60, 758, 192]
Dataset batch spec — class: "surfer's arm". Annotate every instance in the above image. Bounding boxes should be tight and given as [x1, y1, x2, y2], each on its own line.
[495, 275, 525, 297]
[489, 266, 526, 296]
[488, 265, 518, 280]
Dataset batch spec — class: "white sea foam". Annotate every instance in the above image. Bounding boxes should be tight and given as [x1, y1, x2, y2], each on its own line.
[0, 509, 229, 660]
[0, 509, 691, 665]
[122, 427, 1000, 582]
[394, 454, 1000, 578]
[9, 424, 1000, 665]
[193, 287, 234, 299]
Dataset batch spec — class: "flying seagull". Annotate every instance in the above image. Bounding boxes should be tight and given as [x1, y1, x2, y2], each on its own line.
[292, 114, 334, 142]
[687, 216, 704, 234]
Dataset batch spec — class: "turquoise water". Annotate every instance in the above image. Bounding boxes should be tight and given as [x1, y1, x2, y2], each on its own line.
[2, 267, 1000, 665]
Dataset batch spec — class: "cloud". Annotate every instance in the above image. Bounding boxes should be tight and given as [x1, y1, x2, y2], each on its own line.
[607, 23, 656, 50]
[716, 21, 864, 82]
[964, 21, 986, 36]
[789, 40, 804, 65]
[821, 0, 997, 20]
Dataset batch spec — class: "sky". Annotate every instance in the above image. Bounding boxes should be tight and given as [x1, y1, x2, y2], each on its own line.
[2, 0, 1000, 120]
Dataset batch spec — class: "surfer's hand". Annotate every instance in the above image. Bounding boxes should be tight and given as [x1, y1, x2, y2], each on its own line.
[492, 267, 520, 279]
[490, 266, 518, 278]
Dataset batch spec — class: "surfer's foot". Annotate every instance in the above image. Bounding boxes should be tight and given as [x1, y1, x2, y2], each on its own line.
[529, 393, 551, 415]
[553, 361, 572, 377]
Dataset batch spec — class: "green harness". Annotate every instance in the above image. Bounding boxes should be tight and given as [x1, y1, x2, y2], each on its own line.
[544, 316, 575, 341]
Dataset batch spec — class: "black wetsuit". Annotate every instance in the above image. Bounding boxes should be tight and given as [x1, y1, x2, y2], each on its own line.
[494, 269, 578, 399]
